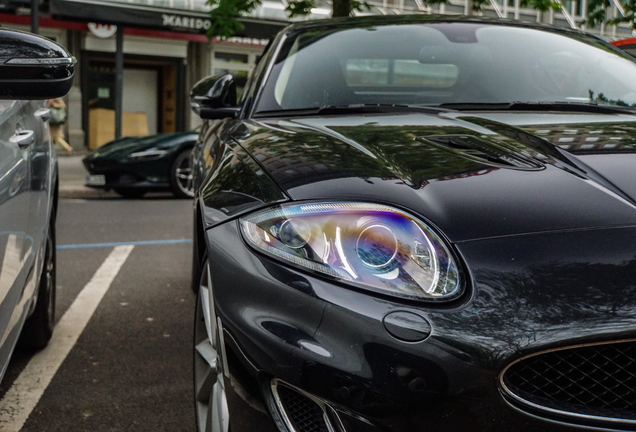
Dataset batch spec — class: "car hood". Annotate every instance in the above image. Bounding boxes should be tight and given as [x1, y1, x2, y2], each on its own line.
[84, 132, 196, 160]
[232, 112, 636, 242]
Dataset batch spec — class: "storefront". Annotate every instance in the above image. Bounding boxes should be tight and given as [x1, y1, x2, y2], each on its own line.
[80, 31, 190, 148]
[0, 1, 285, 149]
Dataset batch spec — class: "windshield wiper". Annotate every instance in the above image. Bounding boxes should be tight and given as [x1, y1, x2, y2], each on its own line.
[254, 104, 454, 118]
[436, 101, 636, 114]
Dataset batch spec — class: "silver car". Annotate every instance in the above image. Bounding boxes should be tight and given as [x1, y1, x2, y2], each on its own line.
[0, 28, 75, 379]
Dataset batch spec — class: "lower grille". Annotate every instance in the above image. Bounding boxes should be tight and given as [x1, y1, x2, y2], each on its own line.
[501, 340, 636, 424]
[271, 379, 339, 432]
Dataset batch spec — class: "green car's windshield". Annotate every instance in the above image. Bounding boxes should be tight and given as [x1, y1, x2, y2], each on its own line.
[254, 22, 636, 113]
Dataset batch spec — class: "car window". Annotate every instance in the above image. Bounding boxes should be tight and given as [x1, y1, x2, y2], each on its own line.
[255, 23, 636, 112]
[342, 59, 458, 87]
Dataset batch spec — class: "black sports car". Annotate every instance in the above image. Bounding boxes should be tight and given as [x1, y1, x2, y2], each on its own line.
[83, 131, 197, 198]
[190, 16, 636, 432]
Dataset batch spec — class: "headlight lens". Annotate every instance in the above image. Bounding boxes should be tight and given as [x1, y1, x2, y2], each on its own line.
[240, 202, 462, 301]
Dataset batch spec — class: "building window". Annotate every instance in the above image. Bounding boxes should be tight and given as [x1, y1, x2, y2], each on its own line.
[212, 46, 263, 97]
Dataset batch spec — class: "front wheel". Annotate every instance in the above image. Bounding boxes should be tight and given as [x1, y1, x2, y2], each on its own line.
[21, 222, 56, 350]
[194, 255, 230, 432]
[171, 149, 194, 199]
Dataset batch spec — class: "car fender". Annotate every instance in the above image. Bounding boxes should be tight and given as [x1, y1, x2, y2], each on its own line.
[195, 119, 288, 230]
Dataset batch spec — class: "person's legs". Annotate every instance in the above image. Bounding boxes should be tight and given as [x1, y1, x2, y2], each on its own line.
[54, 136, 72, 154]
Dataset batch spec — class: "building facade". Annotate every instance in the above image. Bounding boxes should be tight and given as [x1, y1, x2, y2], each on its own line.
[0, 0, 632, 150]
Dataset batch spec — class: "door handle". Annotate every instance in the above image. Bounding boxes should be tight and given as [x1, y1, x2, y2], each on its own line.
[10, 130, 35, 148]
[35, 108, 51, 122]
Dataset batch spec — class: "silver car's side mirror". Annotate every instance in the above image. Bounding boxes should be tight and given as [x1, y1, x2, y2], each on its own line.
[0, 29, 76, 100]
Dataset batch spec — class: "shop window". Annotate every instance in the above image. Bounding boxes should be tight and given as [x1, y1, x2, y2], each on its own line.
[215, 52, 249, 64]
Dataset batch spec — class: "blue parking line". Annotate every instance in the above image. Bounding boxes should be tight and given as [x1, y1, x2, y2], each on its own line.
[57, 239, 193, 250]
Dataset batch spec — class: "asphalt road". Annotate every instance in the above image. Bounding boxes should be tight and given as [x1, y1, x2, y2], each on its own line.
[0, 196, 197, 432]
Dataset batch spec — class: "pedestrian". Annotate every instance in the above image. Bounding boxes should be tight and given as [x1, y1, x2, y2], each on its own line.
[47, 98, 72, 154]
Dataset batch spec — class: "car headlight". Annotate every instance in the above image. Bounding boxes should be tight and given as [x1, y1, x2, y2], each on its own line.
[126, 147, 169, 160]
[240, 202, 462, 301]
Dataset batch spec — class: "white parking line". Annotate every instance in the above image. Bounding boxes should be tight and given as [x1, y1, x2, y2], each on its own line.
[0, 245, 134, 431]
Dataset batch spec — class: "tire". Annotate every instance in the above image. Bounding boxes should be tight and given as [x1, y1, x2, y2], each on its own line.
[171, 149, 195, 199]
[194, 253, 230, 432]
[20, 221, 56, 350]
[114, 188, 146, 199]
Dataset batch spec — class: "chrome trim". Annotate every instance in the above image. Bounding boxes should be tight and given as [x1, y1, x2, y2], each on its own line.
[7, 57, 77, 66]
[270, 378, 342, 432]
[499, 337, 636, 426]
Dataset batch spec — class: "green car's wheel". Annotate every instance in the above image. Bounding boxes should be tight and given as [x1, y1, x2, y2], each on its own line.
[172, 149, 194, 199]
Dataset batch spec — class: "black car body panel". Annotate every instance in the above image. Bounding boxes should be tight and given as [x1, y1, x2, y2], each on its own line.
[230, 113, 636, 242]
[191, 16, 636, 432]
[205, 221, 636, 432]
[193, 120, 287, 228]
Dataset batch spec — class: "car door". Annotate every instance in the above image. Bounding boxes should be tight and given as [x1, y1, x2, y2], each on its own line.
[0, 100, 33, 362]
[22, 100, 52, 257]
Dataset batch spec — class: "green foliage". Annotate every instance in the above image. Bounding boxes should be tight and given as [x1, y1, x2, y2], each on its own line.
[589, 90, 636, 107]
[471, 0, 561, 12]
[583, 0, 611, 28]
[206, 0, 262, 39]
[584, 0, 636, 30]
[471, 0, 490, 11]
[207, 0, 449, 38]
[520, 0, 562, 12]
[607, 0, 636, 30]
[286, 0, 315, 18]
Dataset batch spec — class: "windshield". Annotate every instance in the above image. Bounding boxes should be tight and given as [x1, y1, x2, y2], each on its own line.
[254, 22, 636, 113]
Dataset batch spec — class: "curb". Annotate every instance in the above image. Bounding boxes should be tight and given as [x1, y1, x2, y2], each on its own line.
[59, 185, 119, 199]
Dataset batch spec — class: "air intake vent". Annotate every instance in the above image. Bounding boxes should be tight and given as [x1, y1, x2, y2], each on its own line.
[501, 340, 636, 426]
[271, 379, 342, 432]
[417, 135, 544, 171]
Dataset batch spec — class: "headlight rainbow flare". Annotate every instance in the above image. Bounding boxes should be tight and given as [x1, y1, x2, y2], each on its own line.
[240, 202, 462, 301]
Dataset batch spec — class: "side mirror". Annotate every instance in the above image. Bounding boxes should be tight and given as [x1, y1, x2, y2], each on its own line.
[0, 29, 76, 100]
[190, 73, 240, 120]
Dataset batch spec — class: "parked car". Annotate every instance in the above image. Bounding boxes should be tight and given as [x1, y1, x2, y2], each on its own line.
[190, 16, 636, 432]
[83, 131, 197, 198]
[0, 29, 75, 378]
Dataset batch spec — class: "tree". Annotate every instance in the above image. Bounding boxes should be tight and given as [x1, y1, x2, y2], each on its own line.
[206, 0, 569, 40]
[206, 0, 448, 39]
[471, 0, 562, 13]
[584, 0, 636, 31]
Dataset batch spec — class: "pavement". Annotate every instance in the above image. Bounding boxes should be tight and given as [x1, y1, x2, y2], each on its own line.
[0, 197, 196, 431]
[57, 153, 120, 199]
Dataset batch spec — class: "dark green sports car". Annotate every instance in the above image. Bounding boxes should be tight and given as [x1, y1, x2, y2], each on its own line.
[83, 131, 197, 198]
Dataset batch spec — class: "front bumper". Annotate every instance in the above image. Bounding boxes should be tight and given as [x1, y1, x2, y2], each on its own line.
[83, 156, 171, 191]
[205, 220, 636, 432]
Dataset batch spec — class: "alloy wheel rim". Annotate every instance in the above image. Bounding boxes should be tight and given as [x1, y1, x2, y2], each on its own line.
[176, 156, 194, 197]
[194, 262, 229, 432]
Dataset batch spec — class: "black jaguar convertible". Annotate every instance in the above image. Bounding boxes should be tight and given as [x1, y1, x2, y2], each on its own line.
[83, 131, 197, 198]
[190, 16, 636, 432]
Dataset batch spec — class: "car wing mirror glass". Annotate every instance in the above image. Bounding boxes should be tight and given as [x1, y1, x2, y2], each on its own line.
[190, 73, 239, 119]
[0, 29, 76, 100]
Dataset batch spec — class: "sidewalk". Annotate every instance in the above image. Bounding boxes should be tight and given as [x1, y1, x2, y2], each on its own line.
[57, 155, 118, 199]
